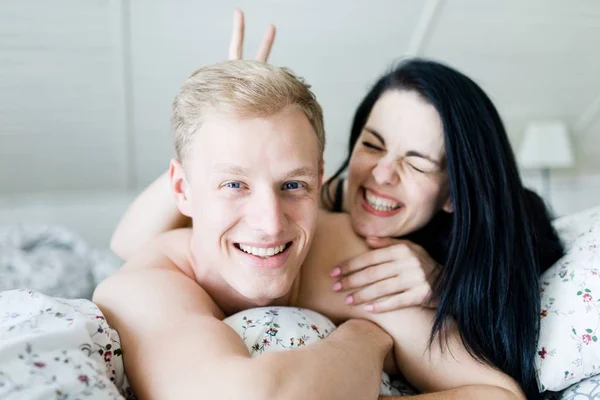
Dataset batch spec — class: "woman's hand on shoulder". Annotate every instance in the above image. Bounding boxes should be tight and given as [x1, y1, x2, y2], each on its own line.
[330, 238, 440, 313]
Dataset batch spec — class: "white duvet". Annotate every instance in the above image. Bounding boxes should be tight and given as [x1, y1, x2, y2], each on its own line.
[0, 290, 132, 400]
[0, 289, 586, 399]
[0, 290, 411, 399]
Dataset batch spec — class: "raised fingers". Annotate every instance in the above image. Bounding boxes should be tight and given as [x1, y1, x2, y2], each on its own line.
[255, 24, 276, 61]
[228, 9, 244, 60]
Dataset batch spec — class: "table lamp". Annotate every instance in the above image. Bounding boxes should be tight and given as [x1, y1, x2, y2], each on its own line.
[517, 120, 574, 205]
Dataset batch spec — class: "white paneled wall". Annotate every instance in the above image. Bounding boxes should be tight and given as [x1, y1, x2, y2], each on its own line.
[0, 0, 129, 192]
[128, 0, 428, 186]
[1, 0, 599, 221]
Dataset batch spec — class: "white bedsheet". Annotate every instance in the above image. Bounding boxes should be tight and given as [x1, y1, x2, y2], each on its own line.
[0, 290, 132, 400]
[0, 289, 591, 400]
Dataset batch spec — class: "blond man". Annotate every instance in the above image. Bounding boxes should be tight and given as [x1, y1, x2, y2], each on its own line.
[94, 60, 392, 400]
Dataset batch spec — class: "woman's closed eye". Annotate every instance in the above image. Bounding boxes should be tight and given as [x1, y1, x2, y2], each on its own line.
[404, 159, 440, 174]
[362, 141, 384, 151]
[408, 164, 425, 173]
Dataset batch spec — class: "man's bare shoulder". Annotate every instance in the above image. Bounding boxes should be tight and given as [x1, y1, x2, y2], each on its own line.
[94, 228, 224, 330]
[120, 228, 194, 274]
[95, 265, 223, 324]
[92, 232, 254, 399]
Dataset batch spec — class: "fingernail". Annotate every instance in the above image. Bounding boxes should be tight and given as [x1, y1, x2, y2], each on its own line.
[330, 267, 341, 277]
[364, 305, 374, 312]
[332, 282, 342, 291]
[345, 295, 354, 305]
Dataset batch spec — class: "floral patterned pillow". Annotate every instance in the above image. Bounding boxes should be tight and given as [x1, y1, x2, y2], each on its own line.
[223, 306, 414, 396]
[223, 307, 336, 356]
[536, 205, 600, 392]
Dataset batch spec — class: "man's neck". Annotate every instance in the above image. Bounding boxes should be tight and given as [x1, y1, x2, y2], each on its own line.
[191, 259, 302, 317]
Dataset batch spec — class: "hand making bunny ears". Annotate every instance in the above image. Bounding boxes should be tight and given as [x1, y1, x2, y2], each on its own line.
[228, 9, 276, 62]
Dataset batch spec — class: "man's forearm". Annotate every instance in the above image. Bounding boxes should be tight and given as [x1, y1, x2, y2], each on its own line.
[257, 319, 391, 400]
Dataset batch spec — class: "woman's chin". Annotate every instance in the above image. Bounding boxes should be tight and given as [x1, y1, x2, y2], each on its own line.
[352, 217, 395, 239]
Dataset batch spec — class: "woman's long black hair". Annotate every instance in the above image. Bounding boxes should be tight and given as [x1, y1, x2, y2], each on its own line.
[323, 59, 564, 399]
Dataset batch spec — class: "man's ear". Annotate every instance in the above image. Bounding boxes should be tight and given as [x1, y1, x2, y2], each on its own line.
[169, 159, 193, 217]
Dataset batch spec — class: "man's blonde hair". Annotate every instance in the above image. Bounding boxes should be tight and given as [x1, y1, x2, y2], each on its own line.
[172, 60, 325, 163]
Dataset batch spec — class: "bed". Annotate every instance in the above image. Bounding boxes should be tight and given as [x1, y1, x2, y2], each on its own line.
[1, 193, 599, 399]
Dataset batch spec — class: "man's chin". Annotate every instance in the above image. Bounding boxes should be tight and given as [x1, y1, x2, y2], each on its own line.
[235, 278, 293, 306]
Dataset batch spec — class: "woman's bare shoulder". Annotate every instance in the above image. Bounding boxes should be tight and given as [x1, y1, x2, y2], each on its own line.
[310, 211, 367, 266]
[316, 209, 354, 233]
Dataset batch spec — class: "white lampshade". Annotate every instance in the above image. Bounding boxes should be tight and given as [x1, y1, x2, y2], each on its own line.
[518, 121, 575, 169]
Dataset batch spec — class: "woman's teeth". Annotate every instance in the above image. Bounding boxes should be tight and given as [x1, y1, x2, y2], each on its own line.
[365, 190, 401, 211]
[238, 244, 286, 258]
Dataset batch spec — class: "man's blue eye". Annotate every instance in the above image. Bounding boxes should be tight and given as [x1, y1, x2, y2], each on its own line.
[283, 181, 302, 190]
[225, 182, 241, 189]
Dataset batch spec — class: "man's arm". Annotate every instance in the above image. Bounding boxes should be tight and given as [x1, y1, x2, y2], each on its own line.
[110, 171, 190, 260]
[94, 232, 392, 400]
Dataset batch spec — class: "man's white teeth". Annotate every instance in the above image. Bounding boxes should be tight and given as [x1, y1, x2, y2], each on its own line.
[239, 244, 286, 257]
[365, 190, 401, 211]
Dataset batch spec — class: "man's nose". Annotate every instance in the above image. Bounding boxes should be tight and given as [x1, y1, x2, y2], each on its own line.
[246, 189, 288, 237]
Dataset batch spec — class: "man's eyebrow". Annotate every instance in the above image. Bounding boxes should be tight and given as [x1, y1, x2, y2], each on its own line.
[211, 164, 317, 180]
[211, 164, 251, 176]
[283, 166, 318, 180]
[364, 126, 385, 145]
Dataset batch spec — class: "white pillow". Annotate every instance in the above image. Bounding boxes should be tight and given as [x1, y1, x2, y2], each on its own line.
[537, 205, 600, 391]
[0, 225, 95, 299]
[0, 289, 133, 399]
[558, 376, 600, 399]
[223, 307, 413, 396]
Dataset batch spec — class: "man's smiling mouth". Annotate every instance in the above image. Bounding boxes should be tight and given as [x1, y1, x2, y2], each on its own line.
[234, 242, 293, 258]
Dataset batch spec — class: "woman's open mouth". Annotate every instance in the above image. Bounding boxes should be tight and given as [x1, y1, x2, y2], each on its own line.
[361, 188, 403, 217]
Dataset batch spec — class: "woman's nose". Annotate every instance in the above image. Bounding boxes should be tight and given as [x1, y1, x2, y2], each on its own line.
[371, 158, 399, 186]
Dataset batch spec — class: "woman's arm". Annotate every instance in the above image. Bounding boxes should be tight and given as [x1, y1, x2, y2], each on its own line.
[306, 213, 525, 400]
[330, 237, 440, 312]
[111, 171, 189, 260]
[380, 386, 522, 399]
